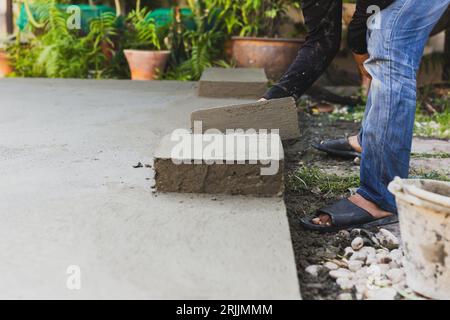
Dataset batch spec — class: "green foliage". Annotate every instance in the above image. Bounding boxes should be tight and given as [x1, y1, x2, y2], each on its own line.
[7, 0, 300, 80]
[163, 0, 230, 81]
[214, 0, 296, 37]
[123, 7, 161, 50]
[7, 0, 121, 79]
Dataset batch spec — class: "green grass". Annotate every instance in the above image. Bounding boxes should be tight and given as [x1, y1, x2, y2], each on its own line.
[288, 166, 360, 195]
[409, 170, 450, 182]
[414, 107, 450, 139]
[411, 152, 450, 159]
[288, 165, 449, 196]
[329, 105, 365, 122]
[327, 88, 450, 139]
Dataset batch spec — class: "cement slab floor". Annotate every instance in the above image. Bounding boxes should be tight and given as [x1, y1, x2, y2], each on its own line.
[0, 79, 300, 299]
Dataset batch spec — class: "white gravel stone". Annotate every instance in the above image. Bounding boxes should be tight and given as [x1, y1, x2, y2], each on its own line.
[376, 248, 390, 255]
[344, 247, 355, 258]
[351, 237, 364, 250]
[355, 267, 368, 279]
[376, 229, 400, 250]
[348, 260, 364, 272]
[305, 265, 322, 277]
[355, 277, 369, 286]
[389, 249, 403, 265]
[350, 251, 367, 262]
[355, 283, 367, 294]
[373, 277, 392, 287]
[337, 293, 353, 300]
[338, 230, 350, 239]
[378, 264, 390, 275]
[329, 268, 353, 279]
[350, 229, 361, 237]
[365, 287, 398, 300]
[360, 246, 376, 257]
[324, 261, 339, 270]
[337, 277, 354, 290]
[386, 268, 405, 284]
[392, 281, 407, 292]
[376, 252, 392, 264]
[367, 264, 382, 277]
[365, 255, 377, 266]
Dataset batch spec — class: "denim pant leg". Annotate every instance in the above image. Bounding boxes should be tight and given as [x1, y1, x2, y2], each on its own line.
[357, 0, 450, 213]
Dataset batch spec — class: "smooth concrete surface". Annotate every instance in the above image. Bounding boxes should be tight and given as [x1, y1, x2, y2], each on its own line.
[0, 79, 300, 299]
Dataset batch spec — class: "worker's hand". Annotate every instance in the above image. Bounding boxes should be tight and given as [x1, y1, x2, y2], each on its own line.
[353, 52, 372, 96]
[353, 52, 371, 80]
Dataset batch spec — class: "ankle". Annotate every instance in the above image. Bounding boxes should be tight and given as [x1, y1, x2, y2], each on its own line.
[349, 194, 392, 219]
[348, 135, 362, 153]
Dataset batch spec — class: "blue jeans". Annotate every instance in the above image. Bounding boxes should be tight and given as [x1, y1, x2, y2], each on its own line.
[357, 0, 450, 213]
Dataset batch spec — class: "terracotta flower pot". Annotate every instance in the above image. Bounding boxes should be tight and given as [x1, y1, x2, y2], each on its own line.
[231, 37, 304, 80]
[124, 49, 170, 80]
[0, 50, 13, 78]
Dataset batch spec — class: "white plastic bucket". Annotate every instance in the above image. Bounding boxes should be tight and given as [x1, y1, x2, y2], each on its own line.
[388, 178, 450, 299]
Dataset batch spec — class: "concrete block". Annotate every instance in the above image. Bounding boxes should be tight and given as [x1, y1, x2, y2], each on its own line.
[154, 133, 284, 196]
[191, 97, 300, 140]
[198, 67, 268, 99]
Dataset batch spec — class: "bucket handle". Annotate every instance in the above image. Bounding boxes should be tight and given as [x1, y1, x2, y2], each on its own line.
[403, 184, 450, 208]
[389, 177, 450, 210]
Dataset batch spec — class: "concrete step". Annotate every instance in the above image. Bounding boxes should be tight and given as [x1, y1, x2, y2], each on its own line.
[190, 97, 300, 140]
[198, 67, 268, 99]
[154, 132, 284, 196]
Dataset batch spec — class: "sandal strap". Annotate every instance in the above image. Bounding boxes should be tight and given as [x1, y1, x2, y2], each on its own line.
[320, 138, 354, 151]
[318, 199, 375, 227]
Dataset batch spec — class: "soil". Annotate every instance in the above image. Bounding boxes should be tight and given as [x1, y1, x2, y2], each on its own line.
[283, 111, 361, 300]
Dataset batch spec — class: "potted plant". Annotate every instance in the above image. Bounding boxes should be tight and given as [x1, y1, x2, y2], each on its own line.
[123, 3, 170, 80]
[216, 0, 304, 79]
[0, 36, 13, 78]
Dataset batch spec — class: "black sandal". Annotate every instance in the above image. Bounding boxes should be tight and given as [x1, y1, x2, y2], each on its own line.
[300, 199, 398, 233]
[312, 138, 361, 159]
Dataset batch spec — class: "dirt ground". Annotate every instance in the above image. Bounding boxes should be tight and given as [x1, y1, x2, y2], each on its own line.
[283, 111, 361, 300]
[284, 100, 450, 299]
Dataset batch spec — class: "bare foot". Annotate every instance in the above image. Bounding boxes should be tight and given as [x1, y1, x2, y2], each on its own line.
[348, 135, 362, 153]
[311, 194, 393, 226]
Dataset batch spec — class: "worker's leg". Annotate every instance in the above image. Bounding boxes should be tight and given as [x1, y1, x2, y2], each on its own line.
[305, 0, 450, 229]
[358, 0, 450, 212]
[263, 0, 342, 100]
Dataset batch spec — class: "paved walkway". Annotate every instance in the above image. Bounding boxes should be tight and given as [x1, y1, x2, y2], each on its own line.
[0, 79, 300, 299]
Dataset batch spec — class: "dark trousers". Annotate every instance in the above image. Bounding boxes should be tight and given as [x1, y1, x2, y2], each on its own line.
[264, 0, 394, 100]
